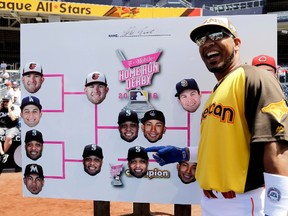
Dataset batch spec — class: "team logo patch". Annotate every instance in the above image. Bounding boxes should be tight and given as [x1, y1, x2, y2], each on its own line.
[180, 79, 188, 87]
[92, 73, 100, 80]
[149, 110, 156, 117]
[267, 187, 281, 202]
[261, 99, 288, 122]
[29, 63, 37, 70]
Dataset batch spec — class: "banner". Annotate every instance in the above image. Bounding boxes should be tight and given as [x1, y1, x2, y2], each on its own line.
[0, 0, 201, 18]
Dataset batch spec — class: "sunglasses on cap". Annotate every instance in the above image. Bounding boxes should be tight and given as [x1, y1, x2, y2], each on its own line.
[195, 30, 234, 47]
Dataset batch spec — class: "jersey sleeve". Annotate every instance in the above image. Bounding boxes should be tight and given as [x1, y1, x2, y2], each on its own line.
[244, 65, 288, 143]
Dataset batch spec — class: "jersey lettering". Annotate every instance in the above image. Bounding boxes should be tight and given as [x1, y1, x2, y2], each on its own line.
[202, 102, 235, 123]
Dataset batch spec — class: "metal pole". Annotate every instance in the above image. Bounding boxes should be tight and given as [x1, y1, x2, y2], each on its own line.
[133, 202, 151, 216]
[174, 204, 191, 216]
[93, 201, 110, 216]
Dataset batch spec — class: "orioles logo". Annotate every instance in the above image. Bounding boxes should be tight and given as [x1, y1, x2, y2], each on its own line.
[29, 63, 37, 70]
[92, 73, 100, 80]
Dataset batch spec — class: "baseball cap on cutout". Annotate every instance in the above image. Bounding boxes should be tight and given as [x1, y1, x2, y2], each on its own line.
[175, 78, 200, 97]
[141, 110, 165, 124]
[20, 96, 42, 111]
[127, 146, 149, 161]
[22, 62, 43, 76]
[24, 164, 44, 179]
[25, 130, 44, 143]
[82, 144, 104, 159]
[118, 109, 139, 125]
[251, 55, 276, 70]
[85, 72, 107, 87]
[190, 17, 237, 42]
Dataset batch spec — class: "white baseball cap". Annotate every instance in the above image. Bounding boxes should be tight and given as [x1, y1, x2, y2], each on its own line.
[190, 17, 237, 43]
[22, 62, 43, 76]
[85, 71, 107, 87]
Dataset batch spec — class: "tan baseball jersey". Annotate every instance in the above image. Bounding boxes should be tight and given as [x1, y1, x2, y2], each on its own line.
[196, 65, 288, 193]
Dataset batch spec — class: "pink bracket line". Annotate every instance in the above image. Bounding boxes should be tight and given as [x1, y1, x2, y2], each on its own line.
[44, 141, 65, 179]
[42, 74, 65, 113]
[43, 72, 212, 176]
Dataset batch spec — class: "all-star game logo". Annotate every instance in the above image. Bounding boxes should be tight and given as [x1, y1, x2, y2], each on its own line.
[117, 49, 162, 90]
[267, 187, 281, 202]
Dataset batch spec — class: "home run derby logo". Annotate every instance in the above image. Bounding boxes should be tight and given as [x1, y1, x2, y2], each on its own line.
[267, 187, 281, 202]
[117, 49, 162, 90]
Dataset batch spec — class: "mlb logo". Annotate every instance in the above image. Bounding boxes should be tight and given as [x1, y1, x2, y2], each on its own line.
[129, 90, 148, 101]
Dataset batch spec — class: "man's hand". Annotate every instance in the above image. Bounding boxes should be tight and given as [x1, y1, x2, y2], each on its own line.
[145, 146, 189, 166]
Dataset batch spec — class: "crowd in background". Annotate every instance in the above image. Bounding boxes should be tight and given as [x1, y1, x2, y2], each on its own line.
[0, 61, 21, 164]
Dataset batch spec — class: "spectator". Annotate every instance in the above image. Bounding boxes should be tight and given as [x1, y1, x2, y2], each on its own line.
[12, 81, 21, 106]
[0, 70, 9, 84]
[0, 61, 7, 72]
[0, 141, 8, 163]
[0, 95, 20, 163]
[5, 81, 15, 102]
[252, 54, 278, 78]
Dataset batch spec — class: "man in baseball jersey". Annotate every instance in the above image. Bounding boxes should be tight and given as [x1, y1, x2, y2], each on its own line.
[175, 78, 202, 113]
[118, 109, 139, 143]
[82, 144, 104, 176]
[24, 129, 44, 161]
[146, 17, 288, 216]
[22, 62, 45, 93]
[127, 146, 149, 178]
[0, 95, 20, 163]
[84, 71, 109, 105]
[23, 163, 45, 195]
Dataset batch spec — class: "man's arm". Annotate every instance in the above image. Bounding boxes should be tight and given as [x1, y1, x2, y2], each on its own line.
[263, 141, 288, 216]
[7, 101, 20, 121]
[264, 141, 288, 175]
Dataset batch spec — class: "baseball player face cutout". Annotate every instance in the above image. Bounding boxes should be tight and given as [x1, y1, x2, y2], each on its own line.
[177, 161, 197, 184]
[141, 119, 166, 143]
[178, 89, 201, 113]
[22, 73, 45, 94]
[21, 104, 42, 127]
[23, 173, 44, 195]
[119, 121, 139, 142]
[128, 157, 149, 178]
[83, 155, 103, 176]
[25, 140, 43, 161]
[84, 83, 109, 105]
